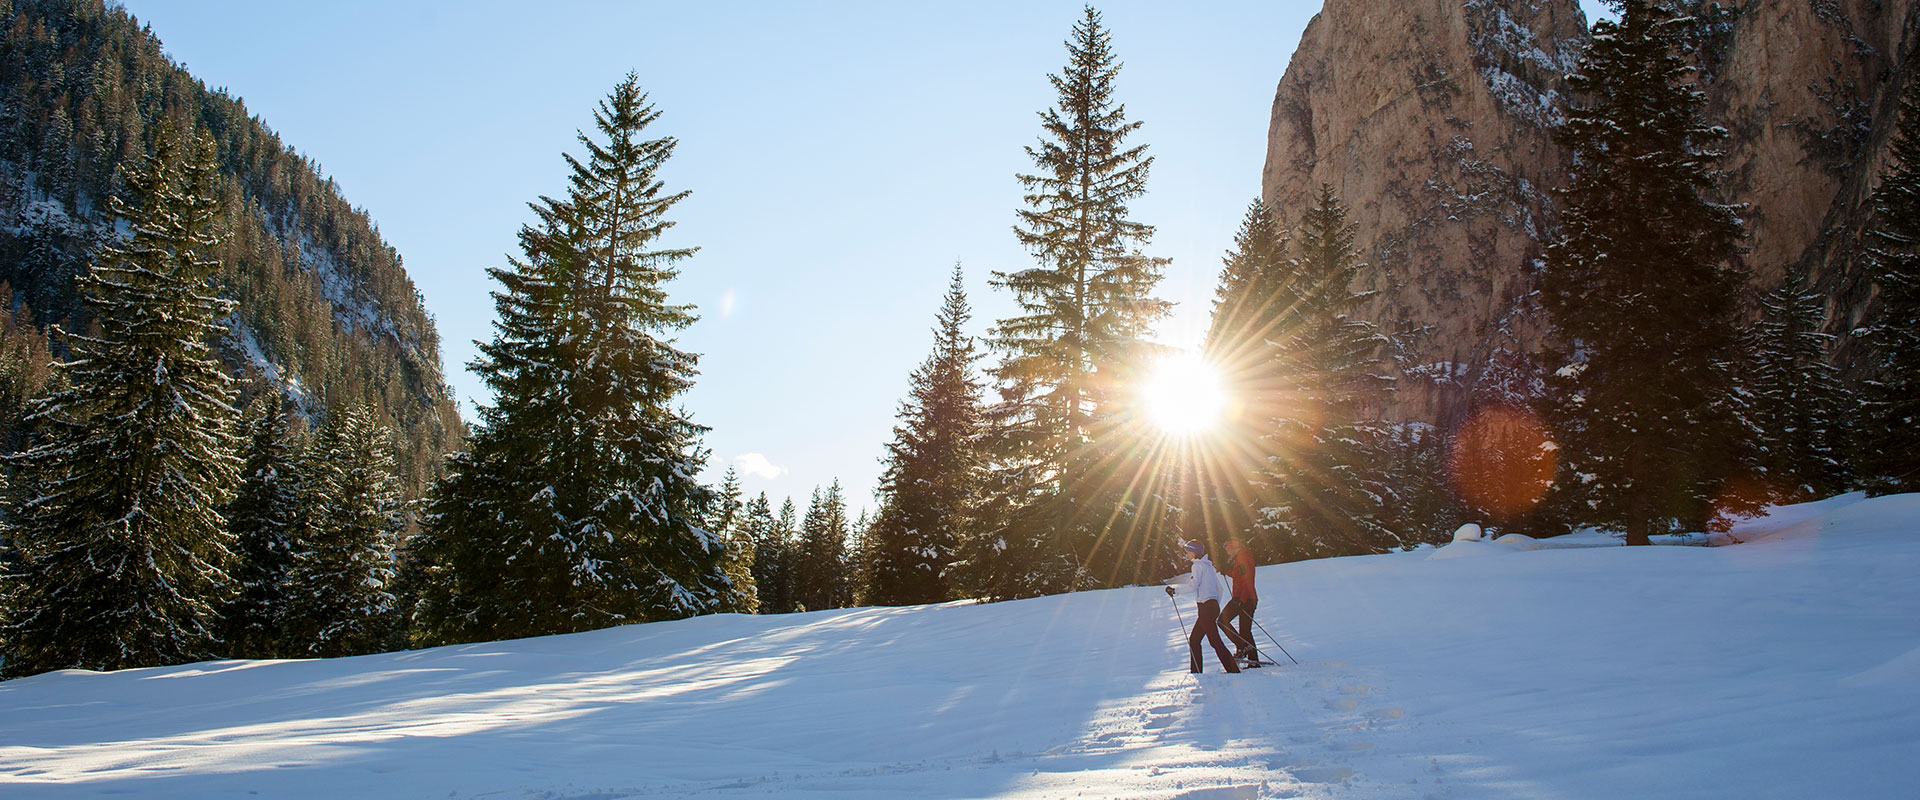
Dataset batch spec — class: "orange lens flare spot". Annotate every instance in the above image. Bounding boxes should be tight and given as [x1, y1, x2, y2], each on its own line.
[1447, 405, 1556, 523]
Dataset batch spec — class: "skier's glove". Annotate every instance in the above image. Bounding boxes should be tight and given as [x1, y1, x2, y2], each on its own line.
[1164, 586, 1176, 597]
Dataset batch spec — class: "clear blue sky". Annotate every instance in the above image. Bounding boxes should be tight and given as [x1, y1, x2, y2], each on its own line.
[119, 1, 1610, 516]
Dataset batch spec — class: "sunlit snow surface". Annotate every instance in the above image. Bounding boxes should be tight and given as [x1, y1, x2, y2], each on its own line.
[3, 493, 1916, 798]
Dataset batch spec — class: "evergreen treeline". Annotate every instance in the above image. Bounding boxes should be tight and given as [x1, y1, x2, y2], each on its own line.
[0, 0, 461, 501]
[700, 482, 860, 615]
[0, 124, 413, 674]
[853, 7, 1450, 604]
[0, 0, 455, 677]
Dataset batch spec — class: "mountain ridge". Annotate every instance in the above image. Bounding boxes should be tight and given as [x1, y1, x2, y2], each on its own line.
[0, 0, 462, 498]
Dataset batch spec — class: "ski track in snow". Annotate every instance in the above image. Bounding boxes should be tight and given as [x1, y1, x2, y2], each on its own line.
[486, 660, 1409, 800]
[2, 493, 1917, 799]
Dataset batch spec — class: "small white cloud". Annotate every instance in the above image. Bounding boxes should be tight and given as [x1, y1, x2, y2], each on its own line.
[734, 452, 786, 480]
[720, 288, 737, 320]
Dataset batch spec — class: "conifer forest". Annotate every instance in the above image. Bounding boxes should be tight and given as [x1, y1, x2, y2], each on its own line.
[1, 0, 1917, 680]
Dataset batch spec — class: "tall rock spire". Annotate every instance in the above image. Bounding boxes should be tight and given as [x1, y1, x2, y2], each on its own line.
[1261, 0, 1589, 424]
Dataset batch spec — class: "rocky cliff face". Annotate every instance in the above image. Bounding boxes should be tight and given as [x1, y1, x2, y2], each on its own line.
[1703, 0, 1919, 365]
[1262, 0, 1918, 424]
[1263, 0, 1589, 424]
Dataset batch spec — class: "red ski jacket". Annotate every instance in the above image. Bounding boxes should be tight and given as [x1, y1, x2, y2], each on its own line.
[1226, 547, 1258, 602]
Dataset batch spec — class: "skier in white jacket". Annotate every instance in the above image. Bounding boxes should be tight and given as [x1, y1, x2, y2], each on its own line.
[1170, 540, 1241, 674]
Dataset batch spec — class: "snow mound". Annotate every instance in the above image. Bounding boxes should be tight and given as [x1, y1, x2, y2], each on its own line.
[1729, 492, 1912, 544]
[1428, 528, 1542, 559]
[1426, 538, 1513, 560]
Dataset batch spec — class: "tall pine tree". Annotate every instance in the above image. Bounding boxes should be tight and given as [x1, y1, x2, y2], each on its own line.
[1858, 68, 1920, 492]
[1541, 0, 1749, 544]
[1252, 185, 1398, 560]
[796, 482, 851, 612]
[709, 467, 758, 613]
[1195, 198, 1295, 553]
[220, 389, 304, 659]
[1, 125, 241, 677]
[414, 75, 720, 644]
[768, 497, 803, 613]
[869, 266, 984, 606]
[979, 5, 1172, 598]
[849, 508, 877, 605]
[1745, 275, 1847, 500]
[741, 492, 793, 614]
[282, 403, 404, 657]
[1205, 198, 1294, 371]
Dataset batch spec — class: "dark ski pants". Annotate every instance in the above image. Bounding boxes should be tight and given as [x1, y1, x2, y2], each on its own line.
[1218, 597, 1258, 659]
[1189, 599, 1241, 673]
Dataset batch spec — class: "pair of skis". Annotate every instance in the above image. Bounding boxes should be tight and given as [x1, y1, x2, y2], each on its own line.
[1228, 635, 1284, 669]
[1237, 651, 1282, 669]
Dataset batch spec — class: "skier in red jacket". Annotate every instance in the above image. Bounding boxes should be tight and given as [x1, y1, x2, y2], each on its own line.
[1217, 538, 1260, 666]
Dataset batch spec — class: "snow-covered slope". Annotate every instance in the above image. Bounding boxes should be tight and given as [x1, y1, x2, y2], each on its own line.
[3, 494, 1916, 799]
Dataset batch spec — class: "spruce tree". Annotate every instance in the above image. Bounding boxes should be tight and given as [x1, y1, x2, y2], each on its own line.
[743, 495, 803, 614]
[796, 482, 851, 611]
[1746, 275, 1847, 499]
[1377, 423, 1461, 545]
[408, 214, 569, 643]
[1253, 185, 1398, 559]
[869, 266, 983, 606]
[1205, 199, 1294, 372]
[415, 75, 721, 643]
[1197, 198, 1295, 552]
[980, 5, 1171, 598]
[221, 390, 304, 658]
[1858, 69, 1920, 492]
[849, 508, 876, 605]
[1, 126, 241, 677]
[804, 488, 825, 599]
[283, 403, 403, 657]
[1541, 0, 1748, 544]
[710, 467, 758, 613]
[739, 493, 781, 614]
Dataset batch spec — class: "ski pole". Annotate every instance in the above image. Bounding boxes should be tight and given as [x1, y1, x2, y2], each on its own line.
[1164, 586, 1189, 639]
[1251, 617, 1299, 665]
[1217, 611, 1255, 652]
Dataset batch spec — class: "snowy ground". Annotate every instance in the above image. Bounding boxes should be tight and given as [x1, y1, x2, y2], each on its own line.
[3, 493, 1916, 799]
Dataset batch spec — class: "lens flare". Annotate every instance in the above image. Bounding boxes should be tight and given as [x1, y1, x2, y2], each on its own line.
[1142, 352, 1226, 436]
[1447, 405, 1556, 523]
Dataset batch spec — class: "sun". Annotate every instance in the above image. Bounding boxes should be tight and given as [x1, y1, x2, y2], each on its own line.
[1141, 351, 1227, 436]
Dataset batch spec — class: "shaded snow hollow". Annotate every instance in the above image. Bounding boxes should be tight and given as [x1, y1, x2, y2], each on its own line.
[2, 493, 1916, 798]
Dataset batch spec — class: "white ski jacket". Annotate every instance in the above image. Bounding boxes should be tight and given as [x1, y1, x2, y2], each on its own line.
[1185, 555, 1230, 606]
